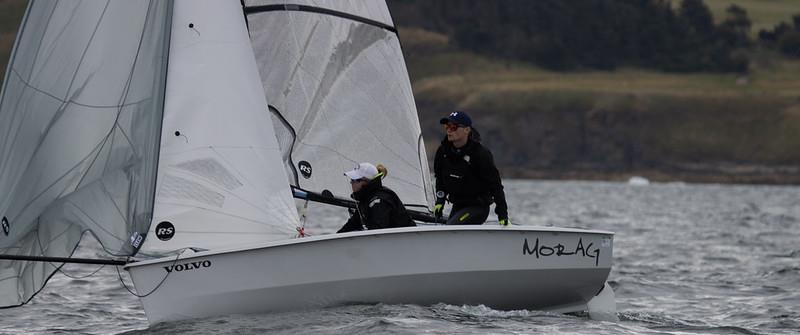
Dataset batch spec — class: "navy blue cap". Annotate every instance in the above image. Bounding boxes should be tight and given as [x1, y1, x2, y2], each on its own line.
[439, 111, 472, 127]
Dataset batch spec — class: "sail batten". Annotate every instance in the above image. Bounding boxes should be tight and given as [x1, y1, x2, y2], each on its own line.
[243, 4, 397, 33]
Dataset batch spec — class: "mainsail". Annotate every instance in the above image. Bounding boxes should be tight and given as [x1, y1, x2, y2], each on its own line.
[0, 1, 172, 307]
[243, 0, 434, 209]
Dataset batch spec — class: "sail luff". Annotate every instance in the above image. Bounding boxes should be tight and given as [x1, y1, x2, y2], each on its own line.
[137, 0, 175, 257]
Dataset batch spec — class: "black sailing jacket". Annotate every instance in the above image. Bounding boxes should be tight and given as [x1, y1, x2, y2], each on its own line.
[433, 138, 508, 219]
[337, 178, 415, 233]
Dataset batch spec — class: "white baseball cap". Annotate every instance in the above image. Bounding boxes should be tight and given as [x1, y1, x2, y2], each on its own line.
[344, 162, 379, 181]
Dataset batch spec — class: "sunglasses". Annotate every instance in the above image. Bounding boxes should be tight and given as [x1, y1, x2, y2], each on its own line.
[443, 123, 465, 132]
[350, 178, 368, 184]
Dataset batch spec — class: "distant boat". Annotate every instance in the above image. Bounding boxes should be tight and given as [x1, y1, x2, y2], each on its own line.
[628, 176, 650, 186]
[0, 0, 616, 325]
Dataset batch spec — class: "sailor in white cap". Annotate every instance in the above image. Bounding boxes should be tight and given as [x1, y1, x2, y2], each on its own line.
[337, 163, 416, 233]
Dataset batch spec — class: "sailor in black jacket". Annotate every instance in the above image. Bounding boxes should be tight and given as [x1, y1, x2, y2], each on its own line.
[433, 111, 510, 225]
[337, 163, 416, 233]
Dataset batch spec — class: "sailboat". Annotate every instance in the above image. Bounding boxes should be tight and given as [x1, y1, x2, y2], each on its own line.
[0, 0, 616, 325]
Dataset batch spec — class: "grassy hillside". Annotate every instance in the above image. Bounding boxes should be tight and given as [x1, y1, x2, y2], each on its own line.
[404, 28, 800, 183]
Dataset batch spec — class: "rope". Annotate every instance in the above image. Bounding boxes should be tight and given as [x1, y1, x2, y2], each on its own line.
[115, 249, 186, 298]
[296, 199, 311, 237]
[33, 228, 109, 279]
[58, 263, 107, 279]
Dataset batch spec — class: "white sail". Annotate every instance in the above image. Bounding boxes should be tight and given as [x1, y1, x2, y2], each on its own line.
[0, 1, 172, 307]
[243, 0, 433, 210]
[139, 0, 300, 255]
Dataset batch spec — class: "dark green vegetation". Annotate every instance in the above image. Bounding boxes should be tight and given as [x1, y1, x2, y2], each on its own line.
[392, 0, 800, 72]
[389, 0, 800, 183]
[395, 0, 750, 72]
[0, 0, 27, 81]
[1, 1, 799, 183]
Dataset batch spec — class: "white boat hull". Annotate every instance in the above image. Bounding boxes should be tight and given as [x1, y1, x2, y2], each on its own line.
[126, 226, 613, 324]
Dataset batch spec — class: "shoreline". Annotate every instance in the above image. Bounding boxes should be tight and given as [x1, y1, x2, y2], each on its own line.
[502, 167, 800, 186]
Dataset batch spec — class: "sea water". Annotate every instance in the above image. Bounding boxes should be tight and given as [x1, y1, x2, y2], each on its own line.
[2, 180, 798, 335]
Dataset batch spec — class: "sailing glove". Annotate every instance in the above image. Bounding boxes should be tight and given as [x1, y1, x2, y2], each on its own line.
[433, 203, 444, 220]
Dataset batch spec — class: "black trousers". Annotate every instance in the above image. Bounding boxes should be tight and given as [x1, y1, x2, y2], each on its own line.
[446, 204, 489, 225]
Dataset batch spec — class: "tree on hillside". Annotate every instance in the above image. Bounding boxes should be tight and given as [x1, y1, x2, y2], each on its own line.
[679, 0, 714, 37]
[758, 14, 800, 57]
[719, 5, 751, 45]
[388, 0, 751, 73]
[778, 31, 800, 58]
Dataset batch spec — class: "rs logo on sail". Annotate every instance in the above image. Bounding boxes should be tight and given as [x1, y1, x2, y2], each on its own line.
[163, 260, 211, 273]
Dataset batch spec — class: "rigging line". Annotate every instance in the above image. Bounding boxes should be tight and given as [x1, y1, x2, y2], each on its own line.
[9, 70, 152, 109]
[31, 208, 137, 259]
[98, 0, 160, 176]
[58, 263, 106, 279]
[60, 0, 111, 101]
[41, 1, 112, 142]
[81, 229, 135, 258]
[0, 275, 18, 282]
[116, 249, 184, 298]
[53, 200, 126, 247]
[3, 2, 115, 222]
[35, 229, 107, 279]
[26, 1, 74, 86]
[80, 1, 164, 219]
[72, 129, 118, 204]
[33, 207, 127, 260]
[0, 225, 99, 310]
[7, 135, 110, 224]
[243, 4, 397, 34]
[0, 70, 121, 179]
[97, 182, 131, 237]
